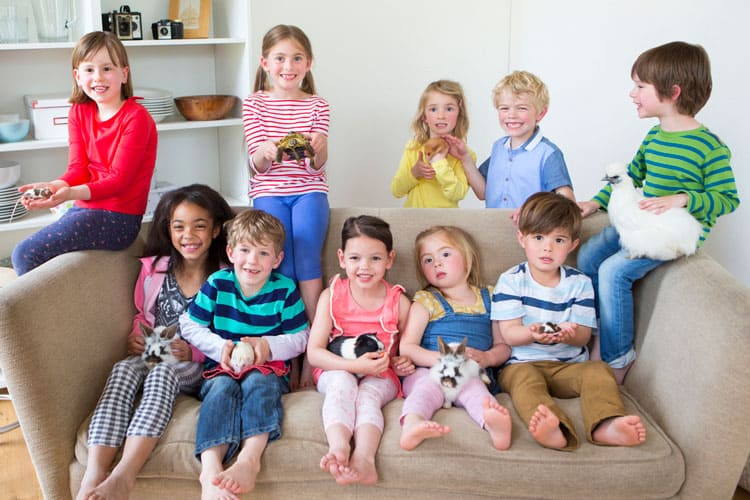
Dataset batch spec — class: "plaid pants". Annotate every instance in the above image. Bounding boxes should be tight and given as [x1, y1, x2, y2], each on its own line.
[88, 356, 203, 447]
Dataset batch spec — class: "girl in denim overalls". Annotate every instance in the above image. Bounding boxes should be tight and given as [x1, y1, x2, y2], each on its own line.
[399, 225, 513, 451]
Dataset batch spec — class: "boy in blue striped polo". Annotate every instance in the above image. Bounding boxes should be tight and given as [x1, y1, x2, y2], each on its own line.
[180, 208, 309, 498]
[493, 192, 646, 451]
[577, 41, 740, 384]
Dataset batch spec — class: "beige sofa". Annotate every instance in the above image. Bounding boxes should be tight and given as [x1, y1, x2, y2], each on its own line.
[1, 208, 748, 499]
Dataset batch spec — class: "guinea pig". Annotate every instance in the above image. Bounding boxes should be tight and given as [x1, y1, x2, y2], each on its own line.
[327, 333, 384, 360]
[422, 137, 449, 162]
[230, 341, 256, 373]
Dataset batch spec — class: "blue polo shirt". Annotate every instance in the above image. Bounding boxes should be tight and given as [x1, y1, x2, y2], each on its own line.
[478, 128, 572, 208]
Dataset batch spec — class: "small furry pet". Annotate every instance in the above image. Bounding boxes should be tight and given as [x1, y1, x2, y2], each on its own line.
[604, 162, 703, 260]
[327, 333, 384, 359]
[230, 342, 256, 373]
[422, 137, 449, 162]
[140, 323, 179, 369]
[430, 336, 490, 408]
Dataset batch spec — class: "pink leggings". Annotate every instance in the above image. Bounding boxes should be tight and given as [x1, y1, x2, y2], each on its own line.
[317, 370, 398, 432]
[400, 367, 492, 428]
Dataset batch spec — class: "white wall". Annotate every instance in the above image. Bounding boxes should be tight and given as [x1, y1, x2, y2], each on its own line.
[250, 0, 748, 287]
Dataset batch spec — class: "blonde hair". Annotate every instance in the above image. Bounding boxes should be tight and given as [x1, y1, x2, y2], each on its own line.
[225, 209, 286, 255]
[411, 80, 469, 144]
[414, 226, 481, 289]
[70, 31, 132, 104]
[492, 70, 548, 113]
[254, 24, 316, 95]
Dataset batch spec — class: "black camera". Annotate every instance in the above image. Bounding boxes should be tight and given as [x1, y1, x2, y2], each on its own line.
[151, 19, 184, 40]
[102, 5, 143, 40]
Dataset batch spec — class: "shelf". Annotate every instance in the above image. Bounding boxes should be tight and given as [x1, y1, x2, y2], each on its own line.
[0, 38, 245, 51]
[0, 117, 242, 153]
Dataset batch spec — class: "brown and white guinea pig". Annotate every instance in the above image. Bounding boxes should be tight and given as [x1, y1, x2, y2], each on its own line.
[422, 137, 449, 162]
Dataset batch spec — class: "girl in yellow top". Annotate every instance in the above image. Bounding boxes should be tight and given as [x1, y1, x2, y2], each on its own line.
[390, 80, 476, 208]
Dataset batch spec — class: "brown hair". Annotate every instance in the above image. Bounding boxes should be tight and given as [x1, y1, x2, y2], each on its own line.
[253, 24, 316, 95]
[341, 215, 393, 253]
[411, 80, 469, 144]
[70, 31, 132, 103]
[492, 70, 549, 113]
[517, 192, 582, 241]
[414, 226, 482, 289]
[631, 41, 712, 116]
[225, 209, 286, 255]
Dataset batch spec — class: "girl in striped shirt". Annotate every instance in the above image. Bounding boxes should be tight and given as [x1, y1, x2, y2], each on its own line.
[243, 25, 330, 388]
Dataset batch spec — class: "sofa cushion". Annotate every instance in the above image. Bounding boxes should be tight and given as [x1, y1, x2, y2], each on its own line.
[74, 388, 683, 498]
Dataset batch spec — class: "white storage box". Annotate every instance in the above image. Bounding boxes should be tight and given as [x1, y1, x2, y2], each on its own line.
[24, 94, 71, 140]
[145, 182, 177, 218]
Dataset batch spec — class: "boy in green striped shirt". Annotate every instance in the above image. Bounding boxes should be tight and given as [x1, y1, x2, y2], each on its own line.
[180, 208, 309, 498]
[577, 41, 739, 384]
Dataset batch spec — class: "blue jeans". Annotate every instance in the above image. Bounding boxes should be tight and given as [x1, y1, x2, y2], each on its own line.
[577, 226, 663, 368]
[195, 371, 288, 462]
[253, 192, 329, 281]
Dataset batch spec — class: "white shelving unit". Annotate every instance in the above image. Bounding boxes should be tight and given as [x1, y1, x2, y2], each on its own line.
[0, 0, 252, 255]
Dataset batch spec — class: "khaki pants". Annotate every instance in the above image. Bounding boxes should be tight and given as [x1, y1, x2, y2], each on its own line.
[499, 360, 625, 451]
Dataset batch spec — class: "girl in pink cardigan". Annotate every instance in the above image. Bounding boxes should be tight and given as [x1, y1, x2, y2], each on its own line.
[77, 184, 233, 500]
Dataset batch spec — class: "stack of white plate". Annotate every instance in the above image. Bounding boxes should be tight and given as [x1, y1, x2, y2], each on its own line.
[0, 185, 27, 223]
[135, 88, 174, 123]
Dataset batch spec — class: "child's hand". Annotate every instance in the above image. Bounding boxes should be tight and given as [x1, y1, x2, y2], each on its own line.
[638, 193, 688, 215]
[307, 132, 327, 157]
[219, 339, 235, 371]
[127, 334, 145, 356]
[298, 355, 315, 389]
[391, 355, 415, 377]
[18, 183, 62, 209]
[258, 139, 278, 163]
[529, 323, 564, 344]
[354, 351, 390, 376]
[509, 208, 521, 226]
[170, 338, 193, 362]
[464, 347, 493, 368]
[443, 135, 468, 160]
[554, 322, 579, 344]
[411, 152, 435, 179]
[578, 200, 600, 218]
[237, 337, 270, 365]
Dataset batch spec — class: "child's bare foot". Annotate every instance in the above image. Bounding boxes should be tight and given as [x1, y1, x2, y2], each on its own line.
[320, 448, 359, 485]
[400, 415, 450, 450]
[482, 397, 512, 450]
[592, 415, 646, 446]
[528, 404, 567, 449]
[349, 452, 378, 485]
[85, 471, 134, 500]
[212, 458, 260, 494]
[200, 465, 238, 500]
[77, 467, 108, 500]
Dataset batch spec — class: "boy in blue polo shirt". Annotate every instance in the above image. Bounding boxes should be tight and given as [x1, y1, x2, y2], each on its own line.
[464, 70, 575, 223]
[180, 208, 309, 498]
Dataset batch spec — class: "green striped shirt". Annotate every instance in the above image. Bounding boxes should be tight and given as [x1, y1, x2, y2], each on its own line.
[593, 125, 740, 245]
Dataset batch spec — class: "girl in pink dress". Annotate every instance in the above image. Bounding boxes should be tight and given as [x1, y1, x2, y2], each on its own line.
[307, 215, 414, 486]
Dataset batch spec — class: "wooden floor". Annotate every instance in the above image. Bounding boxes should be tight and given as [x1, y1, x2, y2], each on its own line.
[0, 390, 748, 499]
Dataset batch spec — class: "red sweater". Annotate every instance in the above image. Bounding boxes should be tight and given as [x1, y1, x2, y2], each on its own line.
[61, 98, 157, 215]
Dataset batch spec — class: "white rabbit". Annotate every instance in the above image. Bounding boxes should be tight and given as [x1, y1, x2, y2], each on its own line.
[140, 323, 179, 369]
[604, 162, 703, 260]
[430, 336, 490, 408]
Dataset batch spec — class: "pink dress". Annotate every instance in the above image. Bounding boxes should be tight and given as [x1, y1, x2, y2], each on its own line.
[313, 274, 404, 393]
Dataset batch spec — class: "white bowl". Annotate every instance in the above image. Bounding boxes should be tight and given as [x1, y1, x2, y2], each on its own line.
[0, 160, 21, 189]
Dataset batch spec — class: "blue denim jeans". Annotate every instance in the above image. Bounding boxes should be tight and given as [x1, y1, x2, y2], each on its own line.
[577, 226, 663, 368]
[195, 371, 288, 462]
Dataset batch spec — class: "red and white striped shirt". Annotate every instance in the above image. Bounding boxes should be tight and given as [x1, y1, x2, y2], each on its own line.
[243, 91, 330, 198]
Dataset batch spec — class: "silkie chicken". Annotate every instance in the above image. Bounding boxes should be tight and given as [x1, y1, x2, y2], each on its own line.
[603, 162, 703, 260]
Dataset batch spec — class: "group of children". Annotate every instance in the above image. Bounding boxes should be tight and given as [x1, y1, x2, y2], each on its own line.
[9, 22, 738, 500]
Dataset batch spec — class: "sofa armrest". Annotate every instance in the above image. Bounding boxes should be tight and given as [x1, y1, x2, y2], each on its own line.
[0, 246, 142, 500]
[626, 252, 750, 499]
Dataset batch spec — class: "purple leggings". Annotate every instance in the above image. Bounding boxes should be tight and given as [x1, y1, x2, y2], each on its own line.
[12, 206, 142, 275]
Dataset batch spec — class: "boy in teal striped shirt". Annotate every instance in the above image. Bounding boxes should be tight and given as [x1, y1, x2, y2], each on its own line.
[180, 208, 309, 498]
[577, 41, 739, 384]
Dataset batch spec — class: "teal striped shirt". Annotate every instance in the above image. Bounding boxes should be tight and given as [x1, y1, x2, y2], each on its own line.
[188, 269, 308, 342]
[593, 125, 740, 245]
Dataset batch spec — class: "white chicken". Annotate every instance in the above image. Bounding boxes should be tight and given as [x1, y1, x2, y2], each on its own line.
[603, 162, 703, 261]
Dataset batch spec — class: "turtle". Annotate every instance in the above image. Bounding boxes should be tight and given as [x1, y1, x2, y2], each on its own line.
[276, 131, 316, 168]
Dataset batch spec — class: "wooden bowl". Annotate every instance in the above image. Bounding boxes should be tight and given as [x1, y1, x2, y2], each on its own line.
[174, 95, 239, 121]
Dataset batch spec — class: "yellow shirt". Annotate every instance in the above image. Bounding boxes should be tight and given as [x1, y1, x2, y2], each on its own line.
[390, 139, 474, 208]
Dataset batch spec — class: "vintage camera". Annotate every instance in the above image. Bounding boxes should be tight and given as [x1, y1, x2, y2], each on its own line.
[102, 5, 143, 40]
[151, 19, 184, 40]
